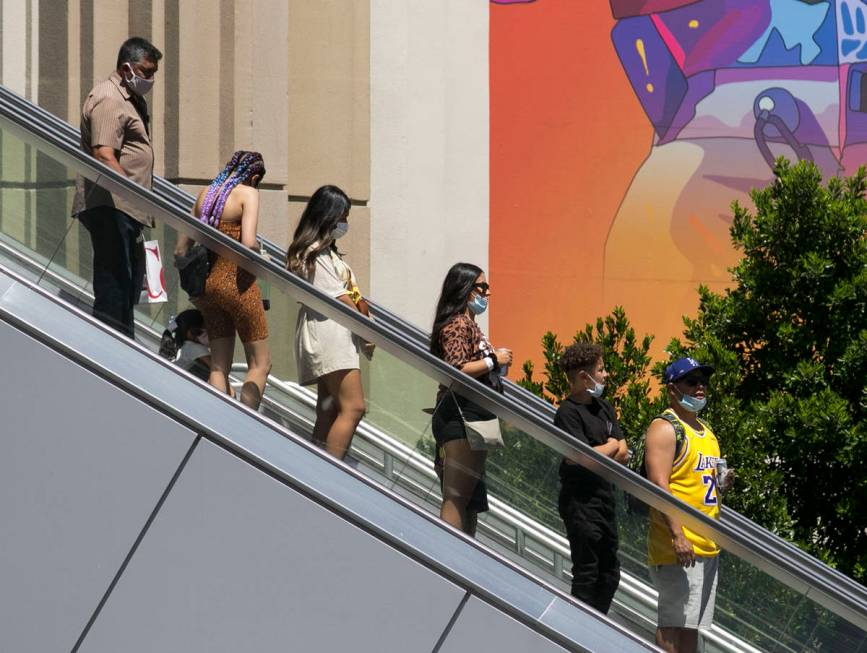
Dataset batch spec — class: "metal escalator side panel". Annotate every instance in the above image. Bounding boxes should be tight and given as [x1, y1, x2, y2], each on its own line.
[1, 81, 866, 641]
[0, 265, 654, 653]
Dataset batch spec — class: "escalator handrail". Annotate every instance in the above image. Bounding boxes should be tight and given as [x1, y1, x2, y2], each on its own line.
[0, 232, 760, 653]
[244, 367, 768, 653]
[0, 264, 658, 653]
[229, 203, 867, 610]
[3, 84, 866, 631]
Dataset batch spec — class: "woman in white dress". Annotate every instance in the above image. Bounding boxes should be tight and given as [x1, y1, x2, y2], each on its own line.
[287, 185, 373, 459]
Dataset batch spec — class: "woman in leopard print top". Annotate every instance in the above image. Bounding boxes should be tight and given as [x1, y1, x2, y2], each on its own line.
[429, 262, 513, 536]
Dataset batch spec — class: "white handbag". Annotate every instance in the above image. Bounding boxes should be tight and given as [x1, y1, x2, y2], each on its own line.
[450, 390, 505, 451]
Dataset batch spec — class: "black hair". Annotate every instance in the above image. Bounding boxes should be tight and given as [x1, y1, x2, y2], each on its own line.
[158, 309, 205, 360]
[559, 342, 604, 381]
[430, 262, 484, 359]
[116, 37, 163, 69]
[287, 185, 351, 278]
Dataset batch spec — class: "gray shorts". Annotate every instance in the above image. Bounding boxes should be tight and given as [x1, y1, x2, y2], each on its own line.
[650, 556, 719, 630]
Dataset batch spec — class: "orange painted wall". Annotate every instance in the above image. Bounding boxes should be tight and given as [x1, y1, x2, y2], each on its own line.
[490, 1, 652, 370]
[490, 0, 854, 378]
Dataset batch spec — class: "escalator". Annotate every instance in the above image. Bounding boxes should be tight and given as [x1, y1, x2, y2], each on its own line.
[3, 265, 643, 653]
[1, 84, 866, 652]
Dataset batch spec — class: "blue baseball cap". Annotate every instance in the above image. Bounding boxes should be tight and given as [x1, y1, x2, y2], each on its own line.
[663, 357, 715, 384]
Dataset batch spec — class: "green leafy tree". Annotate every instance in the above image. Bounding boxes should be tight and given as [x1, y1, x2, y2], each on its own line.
[519, 306, 663, 462]
[670, 160, 867, 582]
[512, 162, 866, 648]
[516, 160, 866, 582]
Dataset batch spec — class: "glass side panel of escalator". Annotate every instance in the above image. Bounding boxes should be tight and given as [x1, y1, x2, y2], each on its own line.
[0, 117, 865, 653]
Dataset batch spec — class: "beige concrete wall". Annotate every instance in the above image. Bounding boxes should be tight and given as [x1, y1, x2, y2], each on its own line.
[364, 1, 490, 442]
[2, 0, 34, 101]
[287, 0, 370, 201]
[369, 0, 490, 332]
[0, 0, 371, 381]
[0, 0, 490, 335]
[0, 0, 369, 281]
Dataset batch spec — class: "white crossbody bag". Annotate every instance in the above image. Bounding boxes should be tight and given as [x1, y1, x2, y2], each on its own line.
[449, 389, 505, 451]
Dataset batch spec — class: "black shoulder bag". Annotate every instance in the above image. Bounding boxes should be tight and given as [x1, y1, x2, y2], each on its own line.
[174, 244, 210, 299]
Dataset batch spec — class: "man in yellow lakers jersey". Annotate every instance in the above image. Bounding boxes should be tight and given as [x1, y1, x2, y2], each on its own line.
[645, 357, 733, 653]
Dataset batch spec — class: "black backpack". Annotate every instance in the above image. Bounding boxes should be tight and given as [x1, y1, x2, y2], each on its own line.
[626, 412, 686, 516]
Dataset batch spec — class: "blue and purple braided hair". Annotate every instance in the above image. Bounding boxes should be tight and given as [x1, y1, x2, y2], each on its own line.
[199, 150, 266, 227]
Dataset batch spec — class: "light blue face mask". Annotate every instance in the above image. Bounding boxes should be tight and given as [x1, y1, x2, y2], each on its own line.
[467, 294, 488, 315]
[583, 372, 605, 398]
[678, 392, 706, 413]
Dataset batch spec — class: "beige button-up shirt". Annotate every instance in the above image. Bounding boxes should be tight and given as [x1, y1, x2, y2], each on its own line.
[73, 71, 155, 227]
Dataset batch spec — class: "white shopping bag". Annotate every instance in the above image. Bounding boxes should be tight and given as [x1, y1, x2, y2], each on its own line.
[140, 239, 168, 303]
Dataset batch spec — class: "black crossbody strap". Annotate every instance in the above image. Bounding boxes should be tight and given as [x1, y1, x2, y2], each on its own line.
[447, 388, 466, 422]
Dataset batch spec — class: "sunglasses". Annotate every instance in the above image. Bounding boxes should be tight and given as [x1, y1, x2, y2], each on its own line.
[473, 282, 490, 294]
[679, 374, 709, 388]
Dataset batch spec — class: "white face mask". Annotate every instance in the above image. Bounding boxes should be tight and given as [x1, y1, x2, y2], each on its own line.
[331, 222, 349, 240]
[583, 372, 605, 398]
[124, 63, 155, 96]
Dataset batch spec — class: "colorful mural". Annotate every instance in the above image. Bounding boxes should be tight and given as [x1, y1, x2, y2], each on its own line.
[490, 0, 864, 368]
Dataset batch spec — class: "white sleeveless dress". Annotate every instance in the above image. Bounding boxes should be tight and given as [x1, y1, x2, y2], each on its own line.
[294, 250, 361, 385]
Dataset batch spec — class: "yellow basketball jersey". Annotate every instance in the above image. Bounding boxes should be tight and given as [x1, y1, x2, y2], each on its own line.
[648, 409, 721, 565]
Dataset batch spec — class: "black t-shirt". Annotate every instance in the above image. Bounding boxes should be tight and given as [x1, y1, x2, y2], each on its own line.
[555, 397, 624, 504]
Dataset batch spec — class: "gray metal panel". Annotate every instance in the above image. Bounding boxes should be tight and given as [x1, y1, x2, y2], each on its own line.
[440, 596, 573, 653]
[540, 596, 653, 653]
[79, 439, 466, 653]
[0, 264, 656, 653]
[0, 273, 13, 296]
[0, 320, 197, 653]
[4, 87, 867, 633]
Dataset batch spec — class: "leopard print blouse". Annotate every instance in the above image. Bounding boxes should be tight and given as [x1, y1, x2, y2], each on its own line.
[436, 314, 501, 399]
[438, 314, 494, 368]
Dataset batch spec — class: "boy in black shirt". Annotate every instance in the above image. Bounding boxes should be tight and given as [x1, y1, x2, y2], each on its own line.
[556, 342, 629, 614]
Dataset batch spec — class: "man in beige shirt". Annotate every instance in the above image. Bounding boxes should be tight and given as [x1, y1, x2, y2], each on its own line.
[74, 37, 161, 337]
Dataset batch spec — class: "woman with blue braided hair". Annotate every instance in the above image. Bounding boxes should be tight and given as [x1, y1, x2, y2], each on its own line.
[178, 150, 271, 409]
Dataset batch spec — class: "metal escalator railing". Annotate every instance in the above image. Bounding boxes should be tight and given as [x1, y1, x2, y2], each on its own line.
[1, 262, 662, 653]
[0, 228, 759, 651]
[256, 223, 867, 634]
[239, 364, 768, 653]
[1, 83, 866, 652]
[229, 196, 867, 644]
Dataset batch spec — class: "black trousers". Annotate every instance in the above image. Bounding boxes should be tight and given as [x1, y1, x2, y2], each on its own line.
[79, 207, 145, 338]
[559, 492, 621, 614]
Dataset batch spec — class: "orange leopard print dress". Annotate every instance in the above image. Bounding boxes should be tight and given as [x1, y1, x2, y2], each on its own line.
[194, 221, 268, 343]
